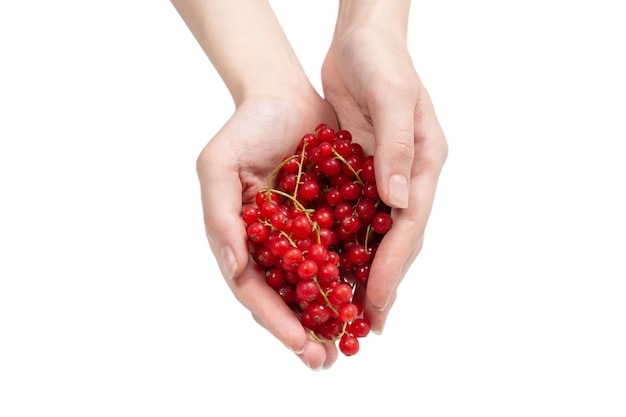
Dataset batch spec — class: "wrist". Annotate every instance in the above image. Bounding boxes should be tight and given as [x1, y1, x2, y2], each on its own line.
[228, 60, 312, 107]
[335, 0, 411, 42]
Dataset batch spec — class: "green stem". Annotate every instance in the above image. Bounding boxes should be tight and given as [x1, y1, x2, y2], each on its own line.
[292, 142, 308, 200]
[331, 148, 363, 184]
[265, 155, 299, 200]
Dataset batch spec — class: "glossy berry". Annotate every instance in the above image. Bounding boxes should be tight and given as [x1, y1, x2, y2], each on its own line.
[339, 334, 359, 356]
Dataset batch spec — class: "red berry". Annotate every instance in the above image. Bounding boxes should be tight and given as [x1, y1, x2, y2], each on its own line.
[265, 267, 284, 288]
[347, 318, 371, 338]
[361, 156, 376, 182]
[318, 262, 339, 287]
[296, 279, 319, 302]
[319, 156, 341, 177]
[329, 282, 352, 306]
[242, 206, 259, 225]
[246, 222, 269, 243]
[297, 180, 320, 201]
[338, 303, 359, 323]
[277, 285, 295, 304]
[339, 334, 360, 356]
[316, 320, 343, 340]
[348, 244, 370, 265]
[307, 243, 328, 265]
[317, 126, 336, 142]
[290, 215, 312, 239]
[372, 212, 393, 234]
[336, 129, 352, 142]
[297, 259, 318, 280]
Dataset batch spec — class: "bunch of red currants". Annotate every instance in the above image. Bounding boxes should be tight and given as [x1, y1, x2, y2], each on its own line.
[242, 124, 393, 356]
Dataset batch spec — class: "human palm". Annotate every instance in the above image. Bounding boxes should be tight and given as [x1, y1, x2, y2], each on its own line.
[197, 94, 340, 369]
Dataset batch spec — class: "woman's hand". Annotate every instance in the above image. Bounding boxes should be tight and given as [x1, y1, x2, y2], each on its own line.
[197, 92, 339, 370]
[322, 0, 448, 334]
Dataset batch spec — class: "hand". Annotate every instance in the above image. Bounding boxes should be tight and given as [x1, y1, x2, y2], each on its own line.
[322, 6, 448, 334]
[196, 92, 340, 370]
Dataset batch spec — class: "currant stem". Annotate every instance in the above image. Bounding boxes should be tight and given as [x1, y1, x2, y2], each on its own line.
[292, 142, 308, 200]
[309, 321, 349, 344]
[313, 276, 339, 315]
[331, 148, 363, 184]
[259, 188, 310, 214]
[259, 219, 297, 247]
[266, 155, 299, 200]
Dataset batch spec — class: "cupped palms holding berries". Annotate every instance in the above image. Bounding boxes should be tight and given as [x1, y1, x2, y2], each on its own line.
[242, 124, 393, 357]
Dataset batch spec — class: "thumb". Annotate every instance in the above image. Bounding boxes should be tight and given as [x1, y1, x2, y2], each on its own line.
[196, 144, 248, 280]
[372, 103, 415, 209]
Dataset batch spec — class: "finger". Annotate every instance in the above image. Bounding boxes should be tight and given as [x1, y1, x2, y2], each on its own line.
[370, 88, 417, 209]
[254, 311, 337, 371]
[365, 145, 443, 312]
[235, 261, 308, 354]
[297, 334, 338, 371]
[196, 141, 249, 280]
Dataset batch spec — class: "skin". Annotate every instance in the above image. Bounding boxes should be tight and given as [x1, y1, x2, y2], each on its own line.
[322, 0, 448, 335]
[171, 0, 448, 370]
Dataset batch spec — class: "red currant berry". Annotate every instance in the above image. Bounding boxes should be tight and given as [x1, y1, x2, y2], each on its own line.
[363, 181, 379, 200]
[341, 215, 362, 235]
[282, 247, 303, 272]
[318, 228, 339, 248]
[316, 320, 343, 340]
[334, 202, 353, 222]
[296, 279, 319, 302]
[301, 133, 319, 148]
[339, 334, 360, 356]
[336, 129, 352, 142]
[355, 198, 376, 221]
[242, 206, 260, 225]
[338, 303, 359, 323]
[333, 139, 352, 157]
[280, 173, 298, 193]
[254, 246, 277, 268]
[319, 156, 341, 177]
[277, 285, 295, 304]
[246, 222, 269, 243]
[256, 190, 279, 207]
[270, 211, 289, 230]
[372, 212, 393, 234]
[297, 259, 318, 280]
[297, 180, 320, 201]
[290, 215, 313, 239]
[340, 181, 362, 201]
[360, 156, 376, 182]
[317, 262, 339, 287]
[354, 263, 370, 283]
[265, 267, 284, 288]
[317, 126, 336, 142]
[312, 207, 334, 229]
[348, 244, 370, 265]
[329, 282, 353, 306]
[347, 317, 371, 338]
[307, 243, 328, 264]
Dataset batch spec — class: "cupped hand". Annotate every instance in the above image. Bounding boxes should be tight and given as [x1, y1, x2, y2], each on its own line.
[196, 92, 339, 370]
[322, 28, 449, 334]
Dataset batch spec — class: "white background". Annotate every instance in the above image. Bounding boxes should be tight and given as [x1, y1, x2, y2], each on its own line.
[1, 1, 625, 416]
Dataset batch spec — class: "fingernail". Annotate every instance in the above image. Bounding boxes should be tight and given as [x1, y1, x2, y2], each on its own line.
[376, 296, 391, 312]
[388, 174, 409, 209]
[285, 343, 304, 355]
[372, 321, 386, 335]
[219, 246, 237, 280]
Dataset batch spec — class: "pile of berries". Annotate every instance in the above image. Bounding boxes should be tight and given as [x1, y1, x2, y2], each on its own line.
[242, 124, 392, 356]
